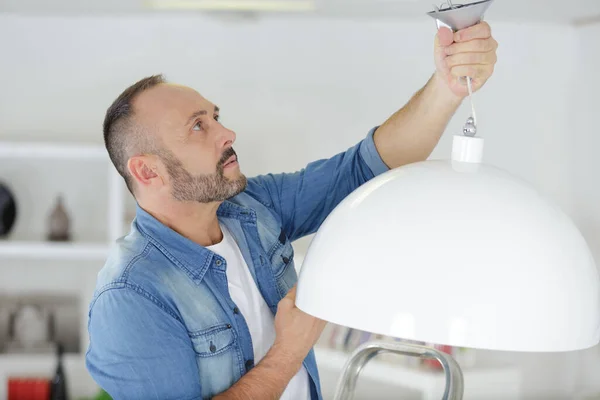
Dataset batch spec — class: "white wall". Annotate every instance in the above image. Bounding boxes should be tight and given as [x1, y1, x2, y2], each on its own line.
[0, 14, 578, 197]
[573, 23, 600, 259]
[571, 23, 600, 398]
[0, 13, 591, 399]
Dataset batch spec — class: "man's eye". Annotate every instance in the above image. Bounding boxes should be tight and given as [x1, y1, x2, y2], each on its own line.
[193, 121, 203, 131]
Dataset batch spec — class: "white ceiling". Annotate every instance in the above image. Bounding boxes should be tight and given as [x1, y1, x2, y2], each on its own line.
[1, 0, 599, 24]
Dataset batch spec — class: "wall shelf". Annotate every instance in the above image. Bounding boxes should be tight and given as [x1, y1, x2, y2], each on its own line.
[0, 241, 110, 260]
[0, 140, 127, 245]
[0, 139, 123, 395]
[0, 353, 82, 370]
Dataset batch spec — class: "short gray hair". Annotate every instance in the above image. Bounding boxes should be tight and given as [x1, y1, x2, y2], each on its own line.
[103, 74, 166, 195]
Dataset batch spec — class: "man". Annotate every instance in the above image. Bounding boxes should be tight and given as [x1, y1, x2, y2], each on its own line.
[86, 24, 497, 399]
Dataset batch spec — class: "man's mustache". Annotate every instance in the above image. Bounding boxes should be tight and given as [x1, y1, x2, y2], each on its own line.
[218, 147, 237, 167]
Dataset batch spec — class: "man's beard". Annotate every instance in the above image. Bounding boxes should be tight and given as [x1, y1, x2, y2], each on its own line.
[160, 147, 247, 203]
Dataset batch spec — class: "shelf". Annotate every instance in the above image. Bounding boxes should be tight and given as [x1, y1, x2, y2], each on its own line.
[0, 142, 107, 160]
[314, 346, 522, 394]
[0, 241, 110, 260]
[0, 353, 83, 373]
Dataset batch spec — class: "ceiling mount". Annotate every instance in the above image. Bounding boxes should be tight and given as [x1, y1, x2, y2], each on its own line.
[427, 0, 493, 31]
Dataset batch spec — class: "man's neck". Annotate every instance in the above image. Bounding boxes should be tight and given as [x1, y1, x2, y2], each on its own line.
[139, 198, 224, 247]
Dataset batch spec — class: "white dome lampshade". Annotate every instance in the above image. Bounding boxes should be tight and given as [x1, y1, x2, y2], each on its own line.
[296, 3, 599, 399]
[296, 133, 600, 352]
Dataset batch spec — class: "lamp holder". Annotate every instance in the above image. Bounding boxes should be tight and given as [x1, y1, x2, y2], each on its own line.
[452, 134, 483, 163]
[333, 341, 464, 400]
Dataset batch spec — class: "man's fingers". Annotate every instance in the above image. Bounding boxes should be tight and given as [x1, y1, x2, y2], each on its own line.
[276, 285, 297, 313]
[446, 50, 497, 69]
[454, 21, 492, 42]
[445, 38, 498, 56]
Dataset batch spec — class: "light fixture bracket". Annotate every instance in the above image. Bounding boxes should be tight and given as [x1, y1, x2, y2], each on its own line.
[427, 0, 494, 31]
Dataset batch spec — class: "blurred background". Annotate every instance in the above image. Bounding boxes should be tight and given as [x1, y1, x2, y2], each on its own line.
[0, 0, 599, 399]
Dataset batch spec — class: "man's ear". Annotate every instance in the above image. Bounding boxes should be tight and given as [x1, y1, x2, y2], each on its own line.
[127, 155, 164, 189]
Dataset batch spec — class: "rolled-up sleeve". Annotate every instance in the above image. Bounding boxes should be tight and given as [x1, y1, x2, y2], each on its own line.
[245, 127, 389, 242]
[359, 126, 389, 177]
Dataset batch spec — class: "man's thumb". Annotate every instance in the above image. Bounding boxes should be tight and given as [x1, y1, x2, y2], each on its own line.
[286, 285, 297, 301]
[436, 27, 454, 48]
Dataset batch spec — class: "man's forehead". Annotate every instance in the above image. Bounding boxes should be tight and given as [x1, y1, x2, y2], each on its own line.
[134, 83, 215, 122]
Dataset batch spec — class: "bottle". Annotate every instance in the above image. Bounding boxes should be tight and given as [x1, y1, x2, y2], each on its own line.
[47, 195, 71, 241]
[50, 343, 68, 400]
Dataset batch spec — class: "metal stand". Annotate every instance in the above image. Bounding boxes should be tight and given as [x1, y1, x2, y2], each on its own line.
[333, 341, 464, 400]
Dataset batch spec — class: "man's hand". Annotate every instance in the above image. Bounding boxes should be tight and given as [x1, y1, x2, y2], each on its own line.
[372, 22, 497, 168]
[213, 286, 326, 400]
[271, 285, 327, 369]
[434, 21, 498, 98]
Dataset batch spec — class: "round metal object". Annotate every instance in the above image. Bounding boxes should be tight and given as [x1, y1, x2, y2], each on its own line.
[463, 116, 477, 137]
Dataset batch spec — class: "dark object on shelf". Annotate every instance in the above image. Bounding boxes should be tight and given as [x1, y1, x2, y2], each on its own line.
[0, 182, 17, 237]
[47, 195, 71, 241]
[50, 343, 69, 400]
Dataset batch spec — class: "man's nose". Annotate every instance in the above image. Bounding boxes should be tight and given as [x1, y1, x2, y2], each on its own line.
[217, 125, 236, 148]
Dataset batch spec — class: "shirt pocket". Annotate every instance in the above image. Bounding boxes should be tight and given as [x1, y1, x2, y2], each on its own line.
[190, 323, 236, 357]
[189, 324, 241, 398]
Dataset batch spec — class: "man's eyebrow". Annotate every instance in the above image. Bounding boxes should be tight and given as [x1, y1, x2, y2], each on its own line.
[186, 106, 219, 126]
[186, 110, 206, 126]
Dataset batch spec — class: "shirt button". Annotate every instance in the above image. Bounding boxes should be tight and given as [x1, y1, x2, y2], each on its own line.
[215, 259, 222, 266]
[210, 343, 216, 353]
[282, 256, 289, 264]
[245, 359, 254, 371]
[226, 324, 232, 329]
[233, 307, 240, 314]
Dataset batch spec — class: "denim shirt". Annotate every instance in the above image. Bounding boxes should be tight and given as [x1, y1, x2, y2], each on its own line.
[85, 127, 389, 400]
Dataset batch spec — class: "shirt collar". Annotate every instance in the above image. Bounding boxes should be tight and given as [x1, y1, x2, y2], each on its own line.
[133, 200, 256, 282]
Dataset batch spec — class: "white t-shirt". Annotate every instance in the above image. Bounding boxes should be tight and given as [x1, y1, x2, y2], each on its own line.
[208, 226, 310, 400]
